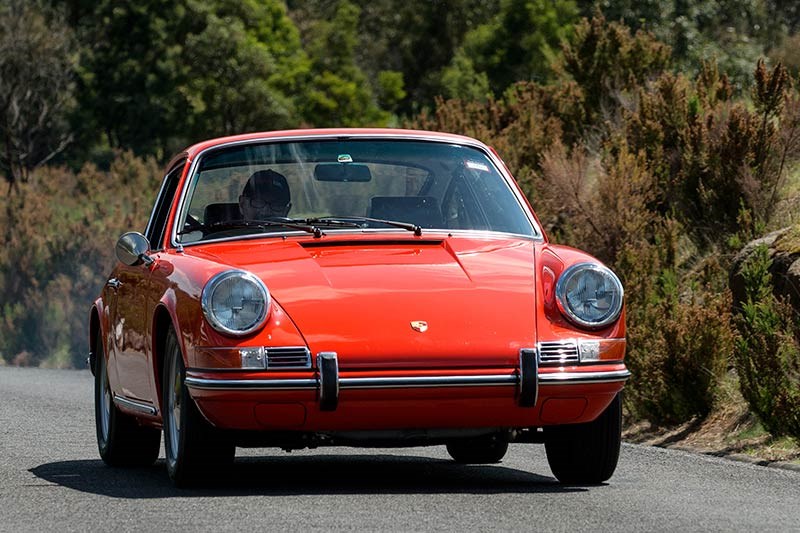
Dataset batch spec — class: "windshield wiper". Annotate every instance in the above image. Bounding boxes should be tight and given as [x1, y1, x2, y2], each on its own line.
[179, 219, 325, 238]
[299, 217, 364, 228]
[306, 216, 422, 236]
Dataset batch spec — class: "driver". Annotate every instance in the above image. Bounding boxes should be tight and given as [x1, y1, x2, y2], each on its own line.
[238, 169, 291, 220]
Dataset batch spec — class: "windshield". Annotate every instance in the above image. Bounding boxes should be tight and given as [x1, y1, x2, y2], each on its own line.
[176, 139, 535, 243]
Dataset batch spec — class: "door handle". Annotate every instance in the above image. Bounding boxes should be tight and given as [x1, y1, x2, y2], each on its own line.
[107, 278, 122, 289]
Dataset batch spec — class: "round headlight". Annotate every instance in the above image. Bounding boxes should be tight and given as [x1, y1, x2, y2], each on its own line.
[555, 262, 623, 329]
[201, 270, 270, 336]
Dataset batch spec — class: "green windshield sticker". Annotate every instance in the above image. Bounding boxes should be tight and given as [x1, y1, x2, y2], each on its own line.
[337, 154, 353, 163]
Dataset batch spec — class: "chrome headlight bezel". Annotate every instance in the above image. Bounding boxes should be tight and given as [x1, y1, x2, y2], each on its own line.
[555, 262, 624, 330]
[201, 270, 270, 336]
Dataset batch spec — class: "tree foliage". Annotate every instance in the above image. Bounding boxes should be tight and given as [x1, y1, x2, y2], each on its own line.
[442, 0, 579, 98]
[74, 0, 310, 156]
[180, 0, 309, 137]
[558, 13, 672, 130]
[289, 0, 499, 114]
[0, 1, 75, 187]
[299, 0, 388, 126]
[579, 0, 780, 89]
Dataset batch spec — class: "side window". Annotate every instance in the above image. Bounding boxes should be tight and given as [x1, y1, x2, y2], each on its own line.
[145, 161, 185, 251]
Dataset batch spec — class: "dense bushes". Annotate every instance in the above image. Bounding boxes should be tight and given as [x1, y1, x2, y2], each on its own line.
[733, 245, 800, 439]
[626, 270, 735, 422]
[0, 153, 159, 367]
[409, 15, 800, 426]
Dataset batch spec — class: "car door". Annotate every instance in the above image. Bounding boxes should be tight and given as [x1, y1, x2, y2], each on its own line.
[112, 161, 184, 407]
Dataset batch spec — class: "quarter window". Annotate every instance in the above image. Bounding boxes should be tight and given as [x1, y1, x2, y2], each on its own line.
[145, 161, 185, 250]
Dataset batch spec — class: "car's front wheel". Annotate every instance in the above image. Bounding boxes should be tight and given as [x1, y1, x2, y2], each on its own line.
[162, 327, 234, 487]
[544, 393, 622, 484]
[94, 335, 160, 467]
[446, 433, 509, 464]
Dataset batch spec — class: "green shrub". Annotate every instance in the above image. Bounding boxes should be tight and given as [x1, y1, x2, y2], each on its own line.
[625, 275, 735, 423]
[557, 13, 671, 130]
[622, 59, 795, 248]
[733, 244, 800, 440]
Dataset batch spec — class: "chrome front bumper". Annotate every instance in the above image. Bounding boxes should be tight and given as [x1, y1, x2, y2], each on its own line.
[184, 370, 631, 391]
[185, 349, 630, 410]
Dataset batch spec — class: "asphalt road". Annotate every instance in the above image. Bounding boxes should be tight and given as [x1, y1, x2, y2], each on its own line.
[1, 366, 799, 532]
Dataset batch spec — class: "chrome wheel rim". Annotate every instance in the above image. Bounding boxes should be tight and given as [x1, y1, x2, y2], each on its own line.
[167, 353, 182, 465]
[98, 357, 111, 443]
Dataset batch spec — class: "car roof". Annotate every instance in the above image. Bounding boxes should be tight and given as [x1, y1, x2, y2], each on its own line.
[180, 128, 486, 161]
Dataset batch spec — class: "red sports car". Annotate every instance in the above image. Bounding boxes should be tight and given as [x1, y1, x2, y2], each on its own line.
[90, 129, 628, 486]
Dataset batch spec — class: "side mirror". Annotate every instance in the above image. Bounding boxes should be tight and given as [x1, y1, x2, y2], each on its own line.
[115, 232, 153, 266]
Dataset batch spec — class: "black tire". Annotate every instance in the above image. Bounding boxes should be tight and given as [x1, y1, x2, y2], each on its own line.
[162, 327, 234, 487]
[446, 433, 509, 464]
[544, 393, 622, 485]
[94, 335, 160, 467]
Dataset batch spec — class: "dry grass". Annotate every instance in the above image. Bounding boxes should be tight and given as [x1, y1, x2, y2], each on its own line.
[770, 163, 800, 230]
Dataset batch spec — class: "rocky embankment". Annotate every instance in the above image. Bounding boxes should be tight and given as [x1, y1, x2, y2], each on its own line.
[730, 226, 800, 310]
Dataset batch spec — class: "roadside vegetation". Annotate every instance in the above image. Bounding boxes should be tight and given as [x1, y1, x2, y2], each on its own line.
[1, 0, 799, 446]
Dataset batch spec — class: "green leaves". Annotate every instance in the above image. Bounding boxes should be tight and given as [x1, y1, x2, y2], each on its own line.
[734, 244, 800, 440]
[443, 0, 579, 98]
[76, 0, 310, 154]
[560, 13, 671, 127]
[181, 5, 303, 136]
[299, 1, 388, 126]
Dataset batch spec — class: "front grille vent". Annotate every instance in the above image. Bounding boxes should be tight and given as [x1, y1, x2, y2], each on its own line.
[537, 341, 579, 365]
[265, 347, 312, 369]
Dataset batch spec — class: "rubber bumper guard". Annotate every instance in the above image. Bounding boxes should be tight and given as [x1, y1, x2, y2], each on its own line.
[518, 348, 538, 407]
[317, 352, 339, 411]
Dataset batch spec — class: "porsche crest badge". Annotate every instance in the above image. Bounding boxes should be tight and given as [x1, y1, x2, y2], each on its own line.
[410, 320, 428, 332]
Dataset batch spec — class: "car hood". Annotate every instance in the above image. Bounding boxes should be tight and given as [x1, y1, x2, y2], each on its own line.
[190, 235, 537, 368]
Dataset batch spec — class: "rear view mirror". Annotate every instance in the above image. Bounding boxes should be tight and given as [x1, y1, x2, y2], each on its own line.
[314, 163, 372, 182]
